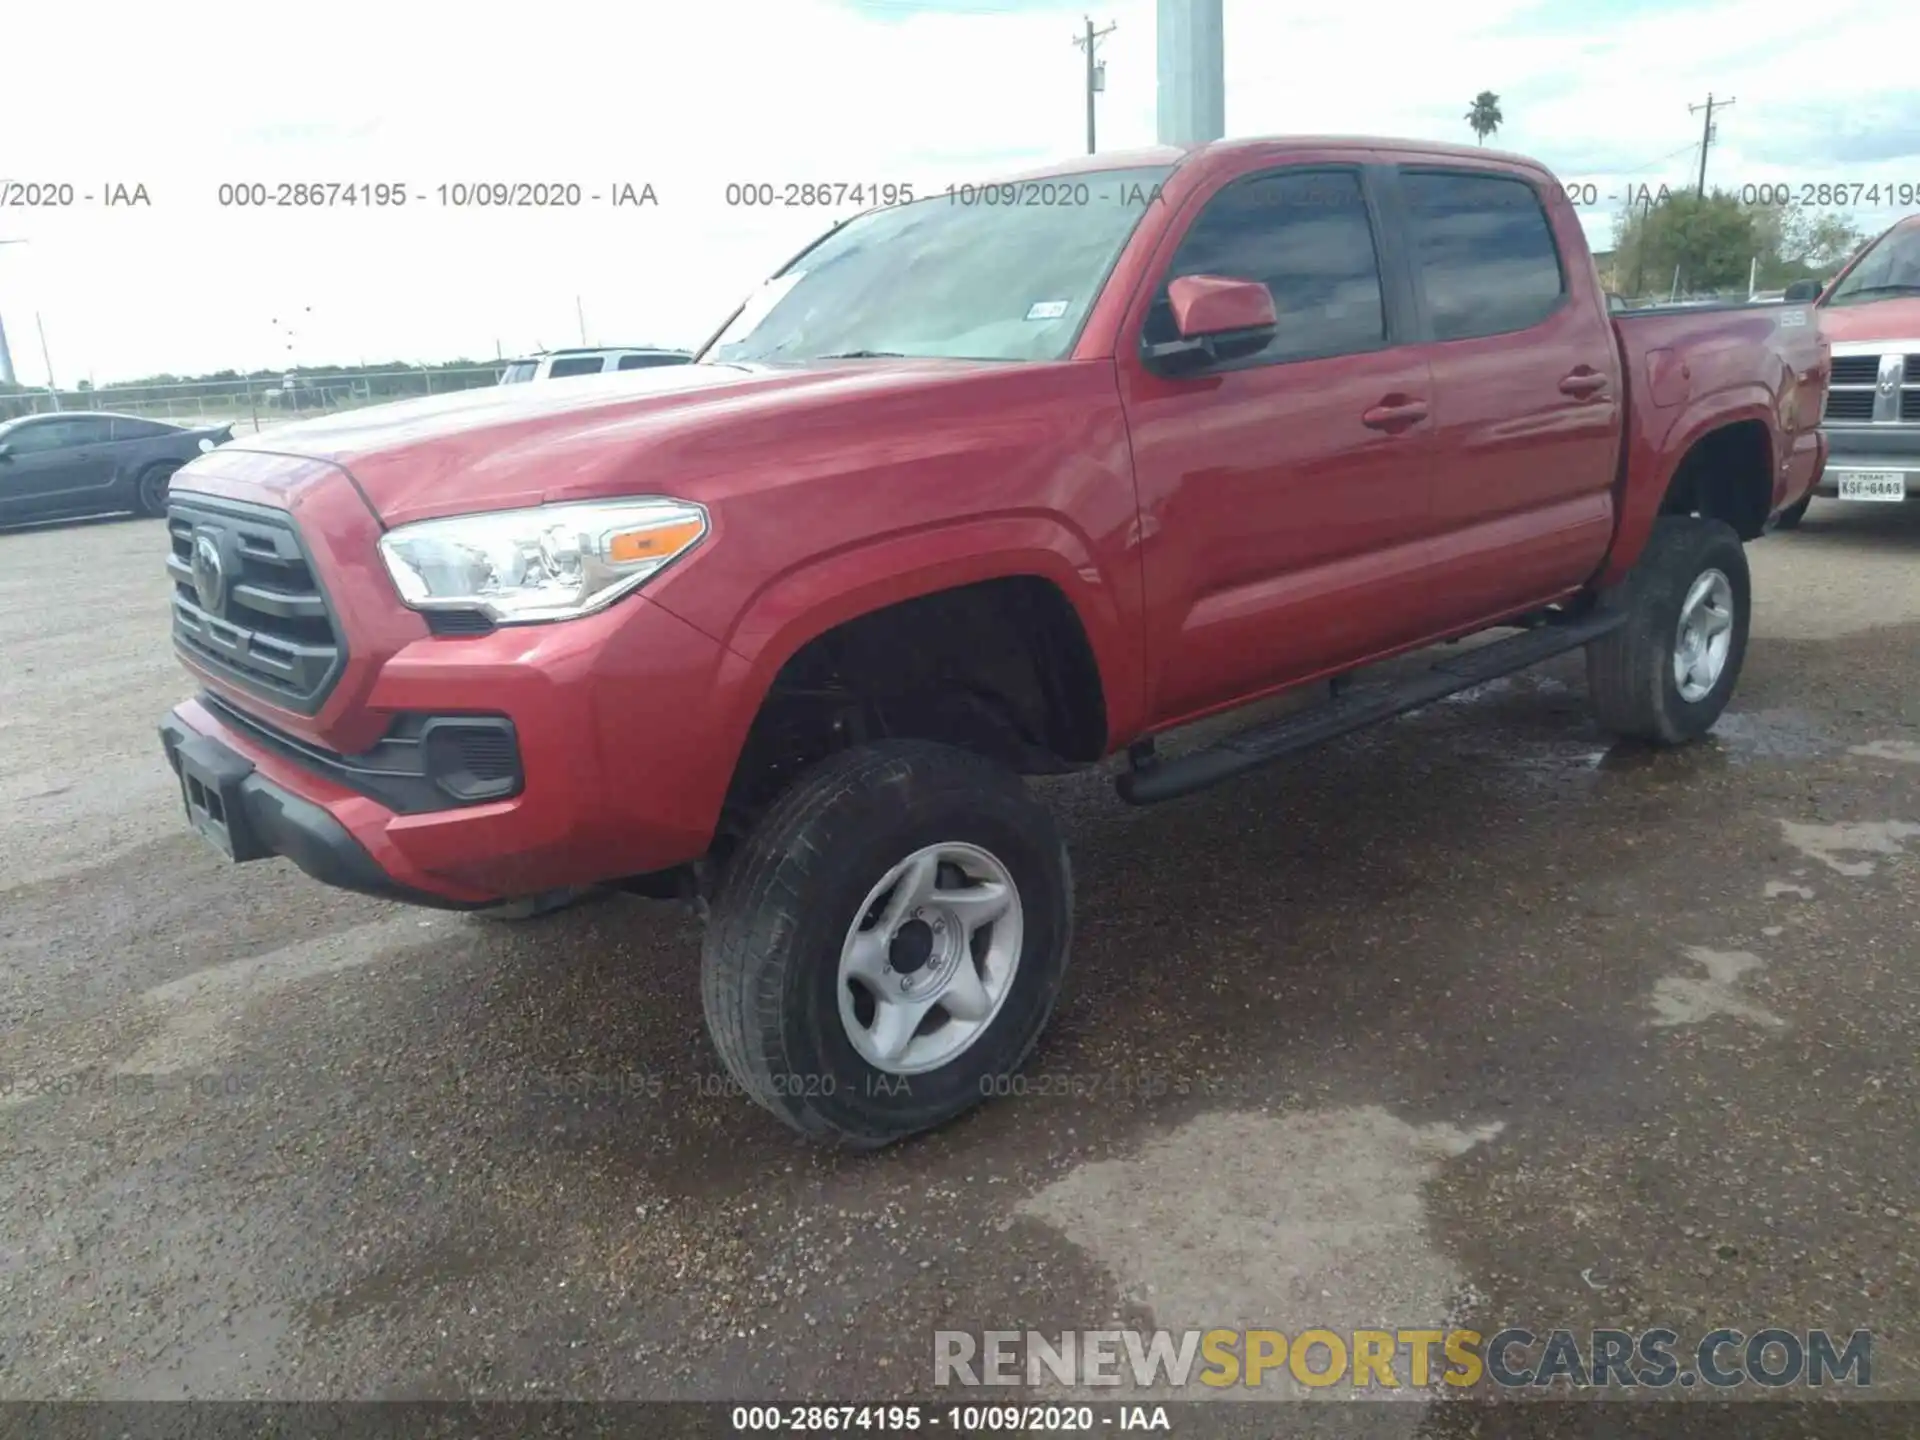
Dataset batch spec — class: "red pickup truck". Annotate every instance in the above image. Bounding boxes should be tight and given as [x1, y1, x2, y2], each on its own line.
[1775, 212, 1920, 522]
[158, 137, 1828, 1146]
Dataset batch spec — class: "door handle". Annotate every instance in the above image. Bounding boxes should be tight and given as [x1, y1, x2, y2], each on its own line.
[1361, 398, 1429, 431]
[1559, 369, 1608, 398]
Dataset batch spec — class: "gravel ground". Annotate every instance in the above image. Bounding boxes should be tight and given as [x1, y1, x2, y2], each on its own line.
[0, 500, 1914, 1437]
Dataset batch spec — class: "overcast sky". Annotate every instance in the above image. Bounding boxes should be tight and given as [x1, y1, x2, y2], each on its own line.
[2, 0, 1915, 386]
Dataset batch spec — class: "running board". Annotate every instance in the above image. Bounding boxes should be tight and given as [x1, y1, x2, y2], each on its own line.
[1116, 610, 1627, 805]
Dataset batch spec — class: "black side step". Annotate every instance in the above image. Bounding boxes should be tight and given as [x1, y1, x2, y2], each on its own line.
[1116, 609, 1627, 805]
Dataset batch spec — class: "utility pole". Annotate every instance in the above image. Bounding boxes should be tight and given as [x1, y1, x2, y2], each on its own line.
[1155, 0, 1224, 147]
[1074, 17, 1117, 155]
[1631, 193, 1652, 297]
[1688, 92, 1734, 197]
[576, 295, 589, 346]
[0, 238, 25, 387]
[35, 312, 55, 397]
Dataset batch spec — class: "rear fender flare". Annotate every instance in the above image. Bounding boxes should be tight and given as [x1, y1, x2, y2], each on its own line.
[1597, 390, 1778, 588]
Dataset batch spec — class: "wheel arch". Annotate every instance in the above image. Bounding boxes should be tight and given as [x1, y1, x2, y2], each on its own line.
[1597, 398, 1781, 588]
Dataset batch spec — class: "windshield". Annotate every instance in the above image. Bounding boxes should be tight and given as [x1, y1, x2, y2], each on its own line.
[1825, 224, 1920, 306]
[703, 166, 1174, 365]
[498, 362, 538, 384]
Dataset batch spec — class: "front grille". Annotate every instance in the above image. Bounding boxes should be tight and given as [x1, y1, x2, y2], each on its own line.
[1830, 354, 1882, 387]
[1824, 389, 1877, 422]
[168, 496, 345, 714]
[1904, 389, 1920, 423]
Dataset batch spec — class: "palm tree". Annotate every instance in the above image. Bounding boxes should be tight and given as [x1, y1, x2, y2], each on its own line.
[1466, 91, 1504, 145]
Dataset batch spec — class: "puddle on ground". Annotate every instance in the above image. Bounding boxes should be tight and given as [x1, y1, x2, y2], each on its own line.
[1701, 709, 1835, 762]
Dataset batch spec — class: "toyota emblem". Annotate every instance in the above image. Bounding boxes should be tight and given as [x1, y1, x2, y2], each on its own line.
[191, 533, 226, 614]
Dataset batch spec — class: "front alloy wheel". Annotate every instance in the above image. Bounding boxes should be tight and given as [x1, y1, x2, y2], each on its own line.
[837, 841, 1024, 1075]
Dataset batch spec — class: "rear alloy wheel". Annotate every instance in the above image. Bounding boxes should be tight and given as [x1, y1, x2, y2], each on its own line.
[135, 463, 179, 517]
[1587, 515, 1750, 744]
[701, 740, 1071, 1147]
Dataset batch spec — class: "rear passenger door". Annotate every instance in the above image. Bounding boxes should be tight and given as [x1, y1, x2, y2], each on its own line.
[1389, 165, 1622, 629]
[1120, 162, 1442, 723]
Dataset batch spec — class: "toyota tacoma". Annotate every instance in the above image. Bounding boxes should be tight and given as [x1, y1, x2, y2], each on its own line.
[158, 137, 1829, 1146]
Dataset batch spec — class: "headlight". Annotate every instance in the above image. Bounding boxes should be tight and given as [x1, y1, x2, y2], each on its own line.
[377, 498, 707, 624]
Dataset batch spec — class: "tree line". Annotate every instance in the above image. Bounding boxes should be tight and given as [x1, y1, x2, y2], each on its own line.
[1607, 189, 1864, 297]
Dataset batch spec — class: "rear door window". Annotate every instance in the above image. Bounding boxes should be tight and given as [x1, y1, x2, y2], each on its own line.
[1399, 170, 1565, 341]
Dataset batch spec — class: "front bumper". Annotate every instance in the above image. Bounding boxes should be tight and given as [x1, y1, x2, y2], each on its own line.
[158, 716, 483, 909]
[1815, 426, 1920, 498]
[160, 590, 740, 908]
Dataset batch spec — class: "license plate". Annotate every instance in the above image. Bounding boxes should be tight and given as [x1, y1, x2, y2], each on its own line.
[1835, 471, 1906, 502]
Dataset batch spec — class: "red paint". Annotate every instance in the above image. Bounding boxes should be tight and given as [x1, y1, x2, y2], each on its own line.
[162, 136, 1828, 904]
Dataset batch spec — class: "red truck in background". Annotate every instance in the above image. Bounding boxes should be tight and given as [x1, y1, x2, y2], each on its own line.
[1774, 212, 1920, 524]
[158, 137, 1829, 1146]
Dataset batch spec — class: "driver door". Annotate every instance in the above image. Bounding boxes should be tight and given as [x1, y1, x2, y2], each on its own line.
[1117, 160, 1441, 724]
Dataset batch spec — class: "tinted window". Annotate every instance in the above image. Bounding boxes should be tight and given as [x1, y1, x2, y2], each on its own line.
[1144, 168, 1384, 365]
[546, 355, 607, 377]
[1401, 171, 1564, 341]
[615, 353, 684, 370]
[110, 417, 175, 440]
[6, 418, 104, 452]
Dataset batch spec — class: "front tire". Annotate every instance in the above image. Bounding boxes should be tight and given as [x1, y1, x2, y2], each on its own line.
[701, 740, 1072, 1148]
[135, 463, 179, 517]
[1586, 515, 1750, 745]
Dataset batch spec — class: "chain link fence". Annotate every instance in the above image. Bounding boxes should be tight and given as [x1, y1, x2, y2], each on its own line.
[0, 365, 506, 431]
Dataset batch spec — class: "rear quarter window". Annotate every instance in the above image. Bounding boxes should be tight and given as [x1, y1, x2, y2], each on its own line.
[1400, 170, 1566, 342]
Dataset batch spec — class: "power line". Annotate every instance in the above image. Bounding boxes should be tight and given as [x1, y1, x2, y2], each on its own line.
[1073, 17, 1117, 155]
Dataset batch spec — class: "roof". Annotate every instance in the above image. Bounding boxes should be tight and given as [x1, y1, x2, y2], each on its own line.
[0, 409, 178, 424]
[999, 134, 1553, 183]
[520, 346, 689, 358]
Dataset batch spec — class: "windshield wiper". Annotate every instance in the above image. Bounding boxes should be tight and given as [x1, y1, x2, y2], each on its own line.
[815, 350, 909, 359]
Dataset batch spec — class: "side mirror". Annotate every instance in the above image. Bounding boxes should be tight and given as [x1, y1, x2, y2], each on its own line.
[1783, 279, 1822, 303]
[1146, 275, 1277, 371]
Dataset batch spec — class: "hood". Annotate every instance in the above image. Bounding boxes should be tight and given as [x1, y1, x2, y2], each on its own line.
[202, 359, 1004, 527]
[1817, 295, 1920, 345]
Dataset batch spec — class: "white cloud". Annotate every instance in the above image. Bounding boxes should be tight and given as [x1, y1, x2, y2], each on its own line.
[0, 0, 1913, 382]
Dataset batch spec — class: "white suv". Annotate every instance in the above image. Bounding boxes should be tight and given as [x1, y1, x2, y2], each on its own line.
[498, 347, 692, 383]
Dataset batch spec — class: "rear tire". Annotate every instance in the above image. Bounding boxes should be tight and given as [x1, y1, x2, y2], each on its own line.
[1586, 515, 1750, 745]
[1774, 495, 1811, 530]
[135, 463, 179, 517]
[701, 740, 1072, 1148]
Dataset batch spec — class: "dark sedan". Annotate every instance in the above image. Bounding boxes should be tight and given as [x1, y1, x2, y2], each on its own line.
[0, 412, 233, 524]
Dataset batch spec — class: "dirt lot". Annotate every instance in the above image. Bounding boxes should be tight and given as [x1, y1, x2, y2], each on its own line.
[0, 502, 1915, 1435]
